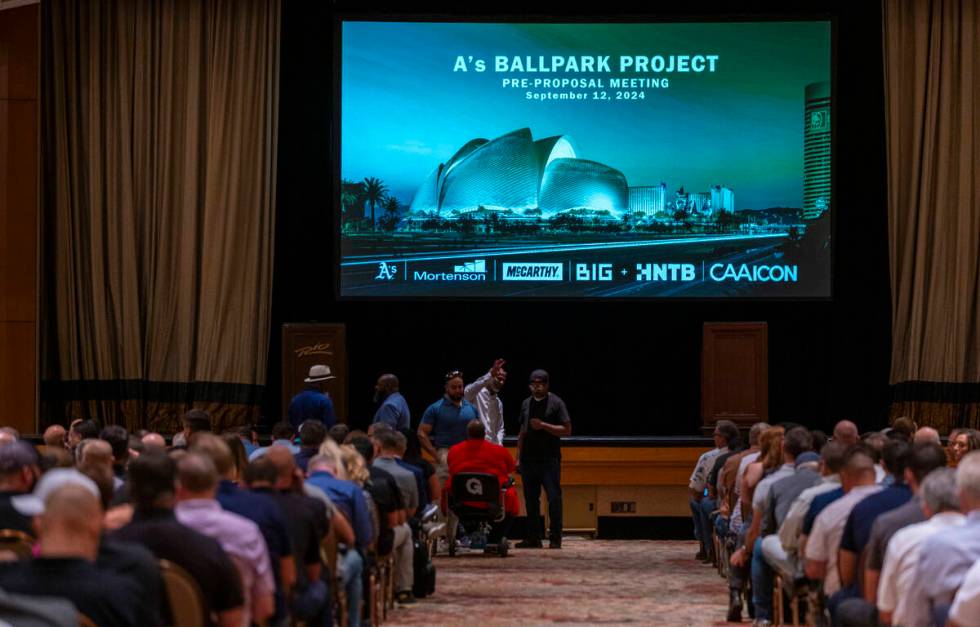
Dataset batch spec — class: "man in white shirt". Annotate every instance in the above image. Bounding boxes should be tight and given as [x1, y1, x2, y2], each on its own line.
[463, 358, 507, 445]
[805, 446, 882, 596]
[689, 420, 738, 560]
[949, 560, 980, 627]
[877, 468, 963, 627]
[778, 441, 845, 560]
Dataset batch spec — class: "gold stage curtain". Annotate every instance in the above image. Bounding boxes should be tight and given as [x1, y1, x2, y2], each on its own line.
[883, 0, 980, 432]
[40, 0, 280, 432]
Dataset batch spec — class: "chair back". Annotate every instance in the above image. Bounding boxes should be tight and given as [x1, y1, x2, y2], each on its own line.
[159, 559, 207, 627]
[450, 473, 501, 506]
[0, 529, 34, 561]
[320, 523, 338, 579]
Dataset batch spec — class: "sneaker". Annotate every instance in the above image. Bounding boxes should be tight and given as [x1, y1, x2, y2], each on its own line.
[515, 539, 543, 548]
[458, 535, 471, 548]
[396, 591, 417, 606]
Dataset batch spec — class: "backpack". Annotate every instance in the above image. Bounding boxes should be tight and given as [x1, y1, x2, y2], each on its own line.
[412, 534, 436, 597]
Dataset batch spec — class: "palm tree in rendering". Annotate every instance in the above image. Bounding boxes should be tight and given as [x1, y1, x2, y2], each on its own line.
[362, 177, 388, 231]
[341, 179, 366, 229]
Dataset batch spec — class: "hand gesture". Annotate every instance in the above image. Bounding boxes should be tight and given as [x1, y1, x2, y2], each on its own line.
[530, 418, 543, 430]
[491, 358, 505, 377]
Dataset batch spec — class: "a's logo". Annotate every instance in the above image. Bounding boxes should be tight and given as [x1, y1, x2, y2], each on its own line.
[465, 478, 484, 496]
[501, 262, 563, 281]
[374, 262, 398, 280]
[453, 259, 486, 273]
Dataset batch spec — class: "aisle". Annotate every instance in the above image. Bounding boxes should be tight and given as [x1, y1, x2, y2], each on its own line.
[385, 537, 728, 626]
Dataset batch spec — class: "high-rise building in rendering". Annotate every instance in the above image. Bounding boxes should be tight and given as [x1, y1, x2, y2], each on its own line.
[710, 185, 735, 213]
[803, 81, 831, 220]
[688, 191, 711, 214]
[628, 183, 668, 215]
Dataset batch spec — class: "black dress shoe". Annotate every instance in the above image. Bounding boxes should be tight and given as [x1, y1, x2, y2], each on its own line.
[516, 539, 543, 548]
[727, 588, 743, 622]
[548, 539, 562, 549]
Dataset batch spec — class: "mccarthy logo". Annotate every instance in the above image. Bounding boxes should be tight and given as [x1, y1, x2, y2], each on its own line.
[502, 263, 563, 281]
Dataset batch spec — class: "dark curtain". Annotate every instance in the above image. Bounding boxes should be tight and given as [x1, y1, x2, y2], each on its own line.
[40, 0, 280, 433]
[883, 0, 980, 431]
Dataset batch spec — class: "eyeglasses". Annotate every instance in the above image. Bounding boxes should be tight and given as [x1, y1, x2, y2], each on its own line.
[445, 370, 463, 381]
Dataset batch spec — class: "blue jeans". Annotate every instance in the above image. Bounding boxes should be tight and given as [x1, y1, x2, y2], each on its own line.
[338, 550, 363, 627]
[699, 497, 717, 553]
[751, 537, 774, 622]
[522, 459, 562, 542]
[690, 497, 704, 543]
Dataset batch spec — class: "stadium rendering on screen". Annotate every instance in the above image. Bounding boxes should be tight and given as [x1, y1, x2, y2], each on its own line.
[339, 21, 832, 298]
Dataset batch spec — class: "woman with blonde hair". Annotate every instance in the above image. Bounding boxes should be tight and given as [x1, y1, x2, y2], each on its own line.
[339, 444, 370, 486]
[730, 426, 785, 570]
[317, 438, 348, 480]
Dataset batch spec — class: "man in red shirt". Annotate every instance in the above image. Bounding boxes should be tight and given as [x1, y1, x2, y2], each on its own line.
[446, 420, 519, 542]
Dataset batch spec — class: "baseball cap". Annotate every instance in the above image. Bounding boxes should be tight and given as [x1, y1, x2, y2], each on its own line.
[529, 369, 550, 384]
[0, 440, 39, 473]
[11, 468, 100, 516]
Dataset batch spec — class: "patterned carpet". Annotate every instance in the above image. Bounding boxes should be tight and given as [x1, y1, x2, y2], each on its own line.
[385, 537, 730, 626]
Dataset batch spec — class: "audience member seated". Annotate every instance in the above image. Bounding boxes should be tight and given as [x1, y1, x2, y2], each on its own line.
[190, 433, 294, 623]
[307, 451, 370, 625]
[76, 461, 165, 627]
[41, 424, 66, 448]
[0, 473, 143, 626]
[174, 452, 275, 625]
[446, 419, 519, 541]
[369, 429, 420, 606]
[0, 586, 78, 626]
[862, 442, 947, 607]
[875, 468, 962, 627]
[804, 445, 882, 597]
[914, 450, 980, 625]
[99, 425, 130, 491]
[141, 431, 167, 452]
[246, 451, 330, 627]
[913, 426, 941, 445]
[403, 430, 441, 506]
[220, 431, 250, 481]
[329, 424, 350, 446]
[948, 428, 980, 466]
[296, 419, 328, 472]
[689, 420, 738, 562]
[948, 559, 980, 627]
[834, 439, 912, 608]
[696, 421, 741, 564]
[0, 427, 18, 446]
[0, 440, 40, 534]
[250, 421, 300, 460]
[741, 426, 810, 623]
[348, 433, 404, 559]
[111, 451, 245, 627]
[172, 409, 212, 448]
[760, 446, 821, 580]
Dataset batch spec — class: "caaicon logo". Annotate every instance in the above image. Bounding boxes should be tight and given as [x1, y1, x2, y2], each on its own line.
[374, 262, 398, 280]
[465, 478, 484, 496]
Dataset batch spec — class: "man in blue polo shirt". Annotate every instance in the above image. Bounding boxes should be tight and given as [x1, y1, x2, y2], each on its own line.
[418, 370, 478, 476]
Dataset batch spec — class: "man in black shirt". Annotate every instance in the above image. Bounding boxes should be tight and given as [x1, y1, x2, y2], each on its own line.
[516, 369, 571, 549]
[251, 448, 331, 626]
[111, 451, 245, 627]
[0, 479, 143, 626]
[0, 440, 39, 534]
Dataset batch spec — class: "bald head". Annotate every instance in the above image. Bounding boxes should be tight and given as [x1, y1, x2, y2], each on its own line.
[43, 425, 66, 448]
[176, 452, 219, 497]
[79, 439, 113, 468]
[264, 446, 297, 489]
[833, 421, 859, 445]
[189, 433, 235, 479]
[841, 446, 876, 490]
[142, 432, 167, 451]
[38, 485, 103, 559]
[913, 427, 941, 445]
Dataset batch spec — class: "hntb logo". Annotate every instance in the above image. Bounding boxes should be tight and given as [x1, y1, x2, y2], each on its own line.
[501, 262, 563, 281]
[374, 262, 398, 280]
[453, 259, 486, 273]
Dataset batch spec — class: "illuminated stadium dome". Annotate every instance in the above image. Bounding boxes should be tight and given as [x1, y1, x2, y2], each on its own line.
[409, 128, 629, 218]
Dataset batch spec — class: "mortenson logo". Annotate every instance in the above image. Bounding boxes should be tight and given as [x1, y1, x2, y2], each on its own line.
[502, 262, 564, 281]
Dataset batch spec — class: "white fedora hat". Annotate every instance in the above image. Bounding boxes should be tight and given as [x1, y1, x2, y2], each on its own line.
[305, 364, 336, 383]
